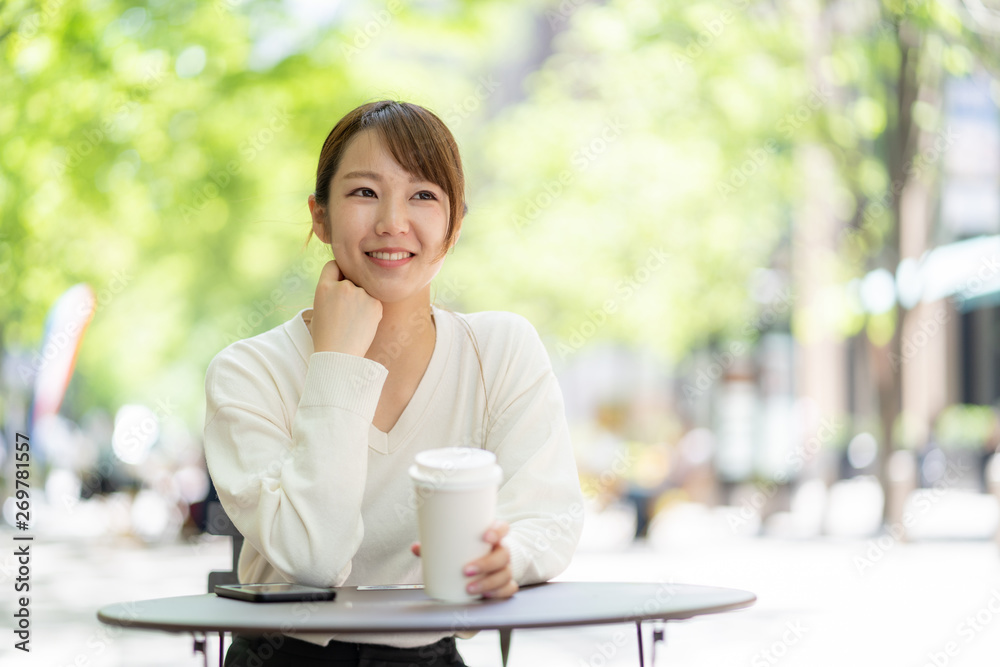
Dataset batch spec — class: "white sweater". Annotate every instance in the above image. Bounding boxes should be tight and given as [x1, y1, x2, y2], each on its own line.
[203, 305, 584, 648]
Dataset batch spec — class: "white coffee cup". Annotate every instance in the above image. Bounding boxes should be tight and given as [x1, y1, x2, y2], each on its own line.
[409, 447, 503, 602]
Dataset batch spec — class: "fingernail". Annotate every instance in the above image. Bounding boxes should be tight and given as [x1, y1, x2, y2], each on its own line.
[484, 531, 497, 542]
[464, 565, 479, 576]
[467, 582, 481, 593]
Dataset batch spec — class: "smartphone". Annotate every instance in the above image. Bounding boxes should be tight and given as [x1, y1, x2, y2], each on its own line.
[215, 583, 337, 603]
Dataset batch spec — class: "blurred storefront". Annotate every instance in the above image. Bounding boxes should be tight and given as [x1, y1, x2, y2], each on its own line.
[682, 72, 1000, 518]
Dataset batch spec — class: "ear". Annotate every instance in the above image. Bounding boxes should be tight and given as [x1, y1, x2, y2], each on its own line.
[307, 194, 331, 244]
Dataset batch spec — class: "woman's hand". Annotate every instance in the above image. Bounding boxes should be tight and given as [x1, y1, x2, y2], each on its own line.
[310, 260, 383, 356]
[409, 520, 518, 599]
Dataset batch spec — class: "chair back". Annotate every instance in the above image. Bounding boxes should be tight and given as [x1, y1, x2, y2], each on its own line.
[206, 499, 244, 593]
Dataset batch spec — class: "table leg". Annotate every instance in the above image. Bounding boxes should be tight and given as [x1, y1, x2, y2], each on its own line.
[651, 622, 665, 664]
[636, 621, 667, 666]
[636, 622, 645, 667]
[219, 631, 225, 667]
[192, 633, 208, 667]
[499, 628, 512, 666]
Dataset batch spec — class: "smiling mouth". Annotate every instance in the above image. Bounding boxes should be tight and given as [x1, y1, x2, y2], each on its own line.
[366, 251, 414, 260]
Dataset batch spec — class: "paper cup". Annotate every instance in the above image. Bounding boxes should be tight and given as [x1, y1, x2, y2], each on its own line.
[409, 447, 502, 602]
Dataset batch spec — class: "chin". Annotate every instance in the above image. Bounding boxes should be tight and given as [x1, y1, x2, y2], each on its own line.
[372, 291, 423, 305]
[356, 283, 414, 304]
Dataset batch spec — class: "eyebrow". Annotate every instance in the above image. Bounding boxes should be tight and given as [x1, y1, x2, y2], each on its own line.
[341, 170, 428, 184]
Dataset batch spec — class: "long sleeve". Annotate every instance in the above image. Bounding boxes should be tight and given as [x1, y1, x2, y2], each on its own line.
[486, 318, 584, 585]
[203, 346, 388, 588]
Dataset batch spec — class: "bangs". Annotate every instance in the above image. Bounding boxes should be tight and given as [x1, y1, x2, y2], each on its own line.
[361, 104, 458, 204]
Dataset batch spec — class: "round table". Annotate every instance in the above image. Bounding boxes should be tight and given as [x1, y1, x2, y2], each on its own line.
[98, 581, 756, 666]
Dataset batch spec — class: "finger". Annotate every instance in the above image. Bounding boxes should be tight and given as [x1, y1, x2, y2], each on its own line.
[468, 569, 517, 598]
[464, 541, 508, 576]
[467, 567, 509, 593]
[411, 542, 421, 557]
[324, 259, 344, 281]
[483, 520, 509, 544]
[484, 579, 518, 600]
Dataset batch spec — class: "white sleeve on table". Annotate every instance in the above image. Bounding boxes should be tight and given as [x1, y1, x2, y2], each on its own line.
[203, 349, 388, 588]
[487, 320, 584, 585]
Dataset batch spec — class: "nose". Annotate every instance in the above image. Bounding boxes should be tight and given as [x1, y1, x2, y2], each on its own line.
[375, 194, 410, 236]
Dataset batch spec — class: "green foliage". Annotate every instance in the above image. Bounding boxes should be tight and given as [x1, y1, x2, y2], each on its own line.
[0, 0, 995, 429]
[934, 404, 998, 450]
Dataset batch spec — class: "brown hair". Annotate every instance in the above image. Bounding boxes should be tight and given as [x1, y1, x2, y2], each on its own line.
[308, 100, 467, 258]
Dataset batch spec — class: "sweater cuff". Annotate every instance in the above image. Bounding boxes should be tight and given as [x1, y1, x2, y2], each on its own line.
[300, 351, 388, 421]
[507, 538, 531, 584]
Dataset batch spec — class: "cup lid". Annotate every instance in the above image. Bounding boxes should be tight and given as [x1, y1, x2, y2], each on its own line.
[409, 447, 502, 488]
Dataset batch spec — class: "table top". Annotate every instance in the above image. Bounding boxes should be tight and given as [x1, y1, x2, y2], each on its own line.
[97, 581, 755, 635]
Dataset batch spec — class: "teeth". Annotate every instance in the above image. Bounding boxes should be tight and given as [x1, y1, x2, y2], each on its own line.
[368, 251, 412, 261]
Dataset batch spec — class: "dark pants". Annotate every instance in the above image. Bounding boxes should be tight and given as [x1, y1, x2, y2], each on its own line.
[224, 633, 467, 667]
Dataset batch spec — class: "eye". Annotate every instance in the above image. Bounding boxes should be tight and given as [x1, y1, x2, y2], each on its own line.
[413, 191, 437, 201]
[351, 187, 377, 198]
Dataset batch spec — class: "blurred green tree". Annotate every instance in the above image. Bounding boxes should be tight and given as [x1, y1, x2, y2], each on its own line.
[0, 0, 996, 503]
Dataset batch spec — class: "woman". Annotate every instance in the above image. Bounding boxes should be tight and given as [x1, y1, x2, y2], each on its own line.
[204, 100, 584, 666]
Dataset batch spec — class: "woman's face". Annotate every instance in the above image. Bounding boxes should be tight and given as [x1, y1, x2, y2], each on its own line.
[309, 131, 453, 306]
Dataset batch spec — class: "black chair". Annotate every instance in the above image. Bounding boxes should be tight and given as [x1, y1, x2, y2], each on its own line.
[206, 498, 243, 593]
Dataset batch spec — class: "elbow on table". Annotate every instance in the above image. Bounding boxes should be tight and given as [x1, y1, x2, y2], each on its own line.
[290, 558, 353, 589]
[260, 522, 363, 588]
[513, 511, 584, 586]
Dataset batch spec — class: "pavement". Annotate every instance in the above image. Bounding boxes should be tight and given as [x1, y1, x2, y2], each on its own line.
[1, 508, 998, 666]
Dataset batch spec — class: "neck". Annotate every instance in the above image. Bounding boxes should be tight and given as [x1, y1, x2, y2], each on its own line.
[366, 286, 435, 370]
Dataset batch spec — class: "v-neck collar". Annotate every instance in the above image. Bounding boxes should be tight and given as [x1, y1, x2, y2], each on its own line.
[288, 305, 453, 455]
